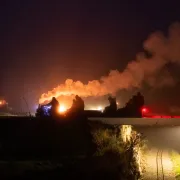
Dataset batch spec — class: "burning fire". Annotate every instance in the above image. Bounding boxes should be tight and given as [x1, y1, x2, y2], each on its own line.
[58, 105, 67, 113]
[0, 100, 6, 106]
[39, 23, 180, 106]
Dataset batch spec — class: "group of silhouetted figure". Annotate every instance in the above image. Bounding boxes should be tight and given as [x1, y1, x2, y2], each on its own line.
[67, 95, 85, 114]
[36, 92, 144, 118]
[104, 92, 144, 117]
[36, 97, 59, 117]
[36, 95, 85, 118]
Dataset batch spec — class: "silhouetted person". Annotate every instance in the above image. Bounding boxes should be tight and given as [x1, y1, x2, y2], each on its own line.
[75, 95, 85, 111]
[136, 92, 144, 107]
[118, 92, 145, 117]
[126, 92, 144, 117]
[67, 95, 85, 115]
[48, 97, 60, 117]
[125, 97, 133, 109]
[108, 96, 117, 111]
[104, 96, 117, 116]
[134, 92, 144, 117]
[36, 104, 44, 117]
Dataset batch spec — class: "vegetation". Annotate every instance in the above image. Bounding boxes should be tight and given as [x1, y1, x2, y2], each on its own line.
[171, 151, 180, 180]
[91, 121, 144, 180]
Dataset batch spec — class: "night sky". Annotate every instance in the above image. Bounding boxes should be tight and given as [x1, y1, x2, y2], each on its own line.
[1, 0, 180, 113]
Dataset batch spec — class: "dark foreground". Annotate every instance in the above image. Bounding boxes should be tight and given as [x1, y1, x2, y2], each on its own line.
[0, 155, 125, 180]
[0, 116, 138, 180]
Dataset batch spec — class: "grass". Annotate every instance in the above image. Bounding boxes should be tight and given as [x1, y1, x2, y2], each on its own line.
[171, 151, 180, 180]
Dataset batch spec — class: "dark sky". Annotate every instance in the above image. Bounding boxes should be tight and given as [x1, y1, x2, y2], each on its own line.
[0, 0, 180, 112]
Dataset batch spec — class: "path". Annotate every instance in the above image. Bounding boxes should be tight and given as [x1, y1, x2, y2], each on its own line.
[142, 148, 175, 180]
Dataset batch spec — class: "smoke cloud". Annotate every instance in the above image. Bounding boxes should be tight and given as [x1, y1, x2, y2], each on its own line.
[39, 22, 180, 105]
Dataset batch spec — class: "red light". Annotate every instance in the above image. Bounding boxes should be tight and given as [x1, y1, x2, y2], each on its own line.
[151, 115, 162, 118]
[142, 107, 148, 113]
[161, 116, 171, 118]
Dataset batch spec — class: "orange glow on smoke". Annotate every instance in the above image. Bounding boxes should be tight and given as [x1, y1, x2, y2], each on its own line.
[39, 79, 109, 105]
[40, 94, 74, 110]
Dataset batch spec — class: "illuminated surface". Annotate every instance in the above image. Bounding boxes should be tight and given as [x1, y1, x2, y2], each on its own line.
[90, 106, 104, 111]
[142, 149, 175, 180]
[121, 125, 132, 143]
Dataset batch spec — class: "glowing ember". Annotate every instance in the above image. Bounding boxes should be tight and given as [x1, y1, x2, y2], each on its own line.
[58, 105, 67, 113]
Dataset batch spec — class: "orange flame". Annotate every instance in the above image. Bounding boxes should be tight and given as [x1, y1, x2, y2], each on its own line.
[58, 105, 67, 113]
[39, 79, 109, 105]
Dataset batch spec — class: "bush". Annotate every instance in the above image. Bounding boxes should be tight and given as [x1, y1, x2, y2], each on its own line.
[91, 122, 143, 180]
[170, 151, 180, 180]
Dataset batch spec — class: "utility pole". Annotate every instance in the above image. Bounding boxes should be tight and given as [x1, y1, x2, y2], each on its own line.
[22, 96, 31, 118]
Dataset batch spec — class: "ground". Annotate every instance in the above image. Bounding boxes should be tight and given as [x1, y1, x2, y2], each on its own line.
[142, 148, 175, 180]
[134, 126, 179, 180]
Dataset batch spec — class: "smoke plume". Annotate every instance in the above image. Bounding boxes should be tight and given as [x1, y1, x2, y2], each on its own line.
[39, 22, 180, 105]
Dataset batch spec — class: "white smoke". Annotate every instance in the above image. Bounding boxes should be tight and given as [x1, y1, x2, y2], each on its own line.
[40, 22, 180, 104]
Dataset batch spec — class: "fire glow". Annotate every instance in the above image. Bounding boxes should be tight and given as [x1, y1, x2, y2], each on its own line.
[0, 100, 6, 106]
[39, 23, 180, 106]
[58, 105, 67, 113]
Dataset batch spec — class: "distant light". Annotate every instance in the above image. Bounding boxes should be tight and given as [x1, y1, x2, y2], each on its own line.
[151, 115, 162, 118]
[116, 102, 119, 105]
[173, 116, 180, 118]
[142, 107, 148, 113]
[161, 116, 171, 118]
[97, 106, 103, 111]
[0, 101, 2, 105]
